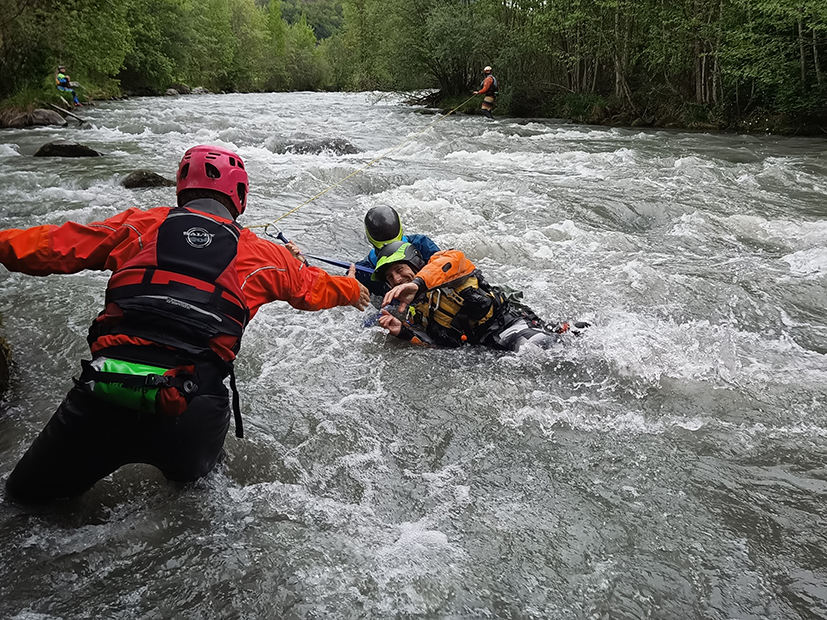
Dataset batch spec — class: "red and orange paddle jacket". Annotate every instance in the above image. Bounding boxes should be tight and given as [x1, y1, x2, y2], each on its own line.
[400, 249, 503, 346]
[0, 205, 361, 362]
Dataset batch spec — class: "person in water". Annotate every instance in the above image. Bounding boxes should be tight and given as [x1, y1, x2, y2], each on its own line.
[355, 205, 440, 298]
[55, 65, 81, 107]
[0, 144, 370, 503]
[373, 241, 587, 351]
[473, 66, 498, 119]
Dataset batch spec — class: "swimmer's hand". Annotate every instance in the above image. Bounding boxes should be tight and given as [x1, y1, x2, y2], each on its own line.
[378, 310, 403, 336]
[382, 282, 419, 312]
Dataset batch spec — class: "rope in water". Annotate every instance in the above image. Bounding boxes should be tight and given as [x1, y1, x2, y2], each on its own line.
[245, 94, 477, 231]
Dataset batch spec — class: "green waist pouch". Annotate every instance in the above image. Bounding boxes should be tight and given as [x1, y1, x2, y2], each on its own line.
[81, 357, 198, 415]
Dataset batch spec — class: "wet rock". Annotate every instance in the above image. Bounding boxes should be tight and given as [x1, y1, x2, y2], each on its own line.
[34, 140, 102, 157]
[165, 88, 180, 96]
[125, 87, 160, 97]
[0, 108, 67, 129]
[122, 170, 176, 188]
[590, 105, 609, 124]
[0, 110, 29, 128]
[191, 87, 211, 95]
[31, 109, 68, 127]
[168, 83, 191, 95]
[284, 138, 359, 155]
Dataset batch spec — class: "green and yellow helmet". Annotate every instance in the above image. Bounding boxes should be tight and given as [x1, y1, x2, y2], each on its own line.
[364, 205, 403, 249]
[372, 241, 425, 281]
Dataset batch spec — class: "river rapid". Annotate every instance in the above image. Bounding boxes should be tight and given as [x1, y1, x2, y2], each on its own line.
[0, 92, 825, 619]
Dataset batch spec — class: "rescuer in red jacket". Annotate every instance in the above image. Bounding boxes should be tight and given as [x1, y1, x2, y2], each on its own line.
[1, 144, 370, 503]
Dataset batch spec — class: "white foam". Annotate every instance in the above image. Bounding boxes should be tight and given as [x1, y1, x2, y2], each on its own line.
[782, 247, 827, 277]
[0, 144, 20, 157]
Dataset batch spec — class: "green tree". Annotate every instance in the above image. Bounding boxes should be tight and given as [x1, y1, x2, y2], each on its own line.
[227, 0, 270, 90]
[285, 14, 324, 89]
[264, 0, 290, 89]
[187, 0, 236, 90]
[120, 0, 191, 92]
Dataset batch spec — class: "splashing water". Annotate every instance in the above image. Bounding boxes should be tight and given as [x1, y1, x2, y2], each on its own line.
[0, 92, 825, 618]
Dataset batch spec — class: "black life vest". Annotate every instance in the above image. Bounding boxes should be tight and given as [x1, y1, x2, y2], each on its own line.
[88, 206, 249, 363]
[408, 270, 504, 346]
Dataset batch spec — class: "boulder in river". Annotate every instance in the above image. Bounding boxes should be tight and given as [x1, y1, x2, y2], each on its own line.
[0, 108, 67, 129]
[31, 109, 68, 127]
[165, 88, 180, 97]
[0, 110, 29, 129]
[284, 138, 360, 155]
[34, 140, 102, 157]
[122, 170, 176, 188]
[168, 83, 191, 95]
[191, 87, 211, 95]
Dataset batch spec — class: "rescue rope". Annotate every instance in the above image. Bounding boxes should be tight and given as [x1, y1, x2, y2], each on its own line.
[245, 94, 476, 231]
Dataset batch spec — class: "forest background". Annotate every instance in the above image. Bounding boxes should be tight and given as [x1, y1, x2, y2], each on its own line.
[0, 0, 825, 132]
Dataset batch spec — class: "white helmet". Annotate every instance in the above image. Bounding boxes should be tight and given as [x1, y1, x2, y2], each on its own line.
[483, 66, 492, 73]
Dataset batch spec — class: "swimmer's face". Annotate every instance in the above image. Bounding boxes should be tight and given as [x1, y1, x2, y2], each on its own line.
[384, 263, 416, 287]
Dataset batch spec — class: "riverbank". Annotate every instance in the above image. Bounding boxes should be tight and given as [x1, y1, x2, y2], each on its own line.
[4, 87, 825, 137]
[434, 91, 827, 137]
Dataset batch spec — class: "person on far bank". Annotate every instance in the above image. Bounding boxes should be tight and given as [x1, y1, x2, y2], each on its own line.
[355, 205, 440, 298]
[55, 65, 81, 107]
[1, 144, 370, 504]
[473, 66, 498, 119]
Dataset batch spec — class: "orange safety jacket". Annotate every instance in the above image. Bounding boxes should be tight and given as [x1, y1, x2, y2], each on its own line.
[400, 249, 504, 346]
[0, 206, 361, 360]
[477, 75, 496, 96]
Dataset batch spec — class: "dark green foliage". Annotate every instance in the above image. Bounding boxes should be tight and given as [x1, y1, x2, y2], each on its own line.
[281, 0, 343, 40]
[1, 0, 823, 128]
[0, 0, 345, 104]
[335, 0, 826, 128]
[119, 0, 191, 92]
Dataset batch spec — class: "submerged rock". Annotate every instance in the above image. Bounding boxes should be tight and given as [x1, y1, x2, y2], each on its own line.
[122, 170, 176, 188]
[284, 138, 359, 155]
[0, 108, 67, 129]
[34, 140, 102, 157]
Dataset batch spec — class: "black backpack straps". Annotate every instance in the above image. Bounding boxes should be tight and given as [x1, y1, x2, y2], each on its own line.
[229, 365, 243, 438]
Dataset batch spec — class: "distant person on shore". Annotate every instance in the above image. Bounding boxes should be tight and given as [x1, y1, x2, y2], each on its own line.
[0, 144, 369, 503]
[55, 65, 81, 107]
[473, 66, 498, 119]
[373, 241, 588, 351]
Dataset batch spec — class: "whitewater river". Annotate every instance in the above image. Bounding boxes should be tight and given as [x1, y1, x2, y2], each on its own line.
[0, 92, 825, 619]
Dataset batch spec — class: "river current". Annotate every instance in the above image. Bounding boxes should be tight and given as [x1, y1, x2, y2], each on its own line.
[0, 92, 825, 619]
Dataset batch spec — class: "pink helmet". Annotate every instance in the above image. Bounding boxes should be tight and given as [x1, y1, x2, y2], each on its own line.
[177, 145, 249, 216]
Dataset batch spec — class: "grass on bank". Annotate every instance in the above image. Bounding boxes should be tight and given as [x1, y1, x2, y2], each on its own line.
[0, 76, 122, 112]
